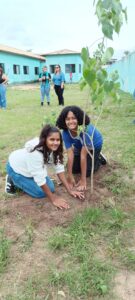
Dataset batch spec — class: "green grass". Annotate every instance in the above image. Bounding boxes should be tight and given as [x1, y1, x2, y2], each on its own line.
[0, 84, 135, 299]
[0, 229, 11, 274]
[48, 207, 135, 298]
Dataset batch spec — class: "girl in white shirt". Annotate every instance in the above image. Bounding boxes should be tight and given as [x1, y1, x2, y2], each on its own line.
[5, 125, 84, 209]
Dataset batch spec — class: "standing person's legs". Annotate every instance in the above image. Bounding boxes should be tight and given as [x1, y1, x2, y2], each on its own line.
[45, 86, 50, 105]
[40, 85, 45, 106]
[0, 84, 7, 109]
[54, 85, 60, 105]
[6, 162, 55, 198]
[60, 88, 64, 105]
[54, 86, 64, 105]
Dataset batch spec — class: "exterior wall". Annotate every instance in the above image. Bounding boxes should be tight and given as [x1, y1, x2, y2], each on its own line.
[0, 52, 44, 84]
[107, 52, 135, 94]
[44, 54, 82, 83]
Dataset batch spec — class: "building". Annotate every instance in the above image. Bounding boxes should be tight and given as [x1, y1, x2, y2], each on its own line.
[0, 44, 45, 84]
[41, 49, 82, 83]
[107, 51, 135, 94]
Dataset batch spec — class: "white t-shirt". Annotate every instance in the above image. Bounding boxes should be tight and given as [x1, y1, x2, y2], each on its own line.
[9, 137, 64, 186]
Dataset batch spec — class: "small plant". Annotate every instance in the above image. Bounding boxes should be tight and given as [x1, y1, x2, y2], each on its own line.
[42, 110, 57, 127]
[80, 0, 127, 193]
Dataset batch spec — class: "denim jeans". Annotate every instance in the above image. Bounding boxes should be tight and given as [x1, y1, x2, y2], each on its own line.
[6, 162, 55, 198]
[40, 84, 50, 103]
[0, 84, 7, 108]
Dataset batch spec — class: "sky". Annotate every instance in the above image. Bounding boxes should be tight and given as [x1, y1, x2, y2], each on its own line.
[0, 0, 134, 58]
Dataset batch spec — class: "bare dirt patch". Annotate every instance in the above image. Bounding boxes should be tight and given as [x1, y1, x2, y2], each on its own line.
[0, 163, 113, 235]
[114, 271, 135, 300]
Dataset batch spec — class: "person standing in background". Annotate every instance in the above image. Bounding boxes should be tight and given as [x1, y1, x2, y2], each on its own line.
[0, 67, 8, 110]
[52, 65, 65, 106]
[69, 71, 72, 83]
[39, 66, 51, 106]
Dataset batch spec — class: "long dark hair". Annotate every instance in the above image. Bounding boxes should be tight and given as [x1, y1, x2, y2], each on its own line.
[32, 125, 63, 164]
[56, 106, 90, 130]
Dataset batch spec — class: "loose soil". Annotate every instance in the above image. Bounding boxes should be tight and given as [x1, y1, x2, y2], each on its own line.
[0, 162, 135, 299]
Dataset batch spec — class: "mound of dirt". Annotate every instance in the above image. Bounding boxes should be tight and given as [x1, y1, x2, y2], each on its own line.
[0, 163, 114, 240]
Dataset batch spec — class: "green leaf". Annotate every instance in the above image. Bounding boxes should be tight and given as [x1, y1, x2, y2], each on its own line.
[91, 80, 98, 91]
[102, 47, 114, 64]
[102, 21, 113, 39]
[96, 69, 107, 84]
[99, 284, 108, 294]
[110, 70, 119, 82]
[102, 0, 112, 10]
[104, 80, 114, 92]
[80, 78, 87, 90]
[81, 47, 89, 64]
[122, 7, 128, 22]
[83, 69, 96, 86]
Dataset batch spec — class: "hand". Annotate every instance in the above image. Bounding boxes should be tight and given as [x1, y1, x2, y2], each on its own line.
[70, 190, 85, 201]
[76, 179, 87, 191]
[67, 175, 76, 189]
[52, 196, 70, 210]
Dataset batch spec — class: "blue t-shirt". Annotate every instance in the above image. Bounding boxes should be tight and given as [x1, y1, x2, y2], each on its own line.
[52, 72, 65, 86]
[62, 124, 103, 150]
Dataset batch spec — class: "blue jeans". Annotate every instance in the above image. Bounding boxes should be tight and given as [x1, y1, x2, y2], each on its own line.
[40, 84, 50, 102]
[0, 84, 7, 109]
[6, 162, 55, 198]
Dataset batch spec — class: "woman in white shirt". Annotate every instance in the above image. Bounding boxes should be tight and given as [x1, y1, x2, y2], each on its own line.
[5, 125, 84, 209]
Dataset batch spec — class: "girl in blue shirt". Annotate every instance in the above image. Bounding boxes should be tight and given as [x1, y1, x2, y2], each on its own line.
[56, 106, 106, 191]
[52, 65, 65, 105]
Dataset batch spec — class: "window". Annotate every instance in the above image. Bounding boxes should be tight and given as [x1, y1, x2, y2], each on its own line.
[49, 65, 55, 74]
[23, 66, 29, 75]
[0, 63, 5, 72]
[34, 67, 39, 75]
[79, 64, 81, 73]
[65, 64, 75, 73]
[13, 65, 20, 74]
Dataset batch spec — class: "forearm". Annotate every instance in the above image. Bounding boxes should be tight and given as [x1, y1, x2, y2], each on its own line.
[61, 82, 64, 88]
[41, 183, 55, 202]
[67, 150, 74, 176]
[57, 172, 70, 194]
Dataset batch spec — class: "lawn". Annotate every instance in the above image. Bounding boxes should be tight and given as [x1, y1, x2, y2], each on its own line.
[0, 83, 135, 300]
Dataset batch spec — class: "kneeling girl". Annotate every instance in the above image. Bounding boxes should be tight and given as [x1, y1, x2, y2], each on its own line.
[5, 125, 84, 209]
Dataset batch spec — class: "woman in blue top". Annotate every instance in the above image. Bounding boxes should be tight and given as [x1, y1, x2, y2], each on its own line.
[56, 106, 106, 191]
[52, 65, 65, 106]
[0, 67, 8, 109]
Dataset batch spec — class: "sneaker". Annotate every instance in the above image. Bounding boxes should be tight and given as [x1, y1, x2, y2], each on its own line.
[99, 153, 107, 165]
[41, 102, 44, 106]
[5, 175, 16, 195]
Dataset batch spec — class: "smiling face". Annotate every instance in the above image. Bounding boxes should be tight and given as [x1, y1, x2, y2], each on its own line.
[65, 111, 78, 132]
[46, 132, 61, 152]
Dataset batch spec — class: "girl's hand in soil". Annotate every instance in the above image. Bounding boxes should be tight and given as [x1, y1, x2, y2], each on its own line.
[67, 175, 76, 189]
[76, 179, 87, 191]
[52, 196, 70, 210]
[70, 190, 85, 200]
